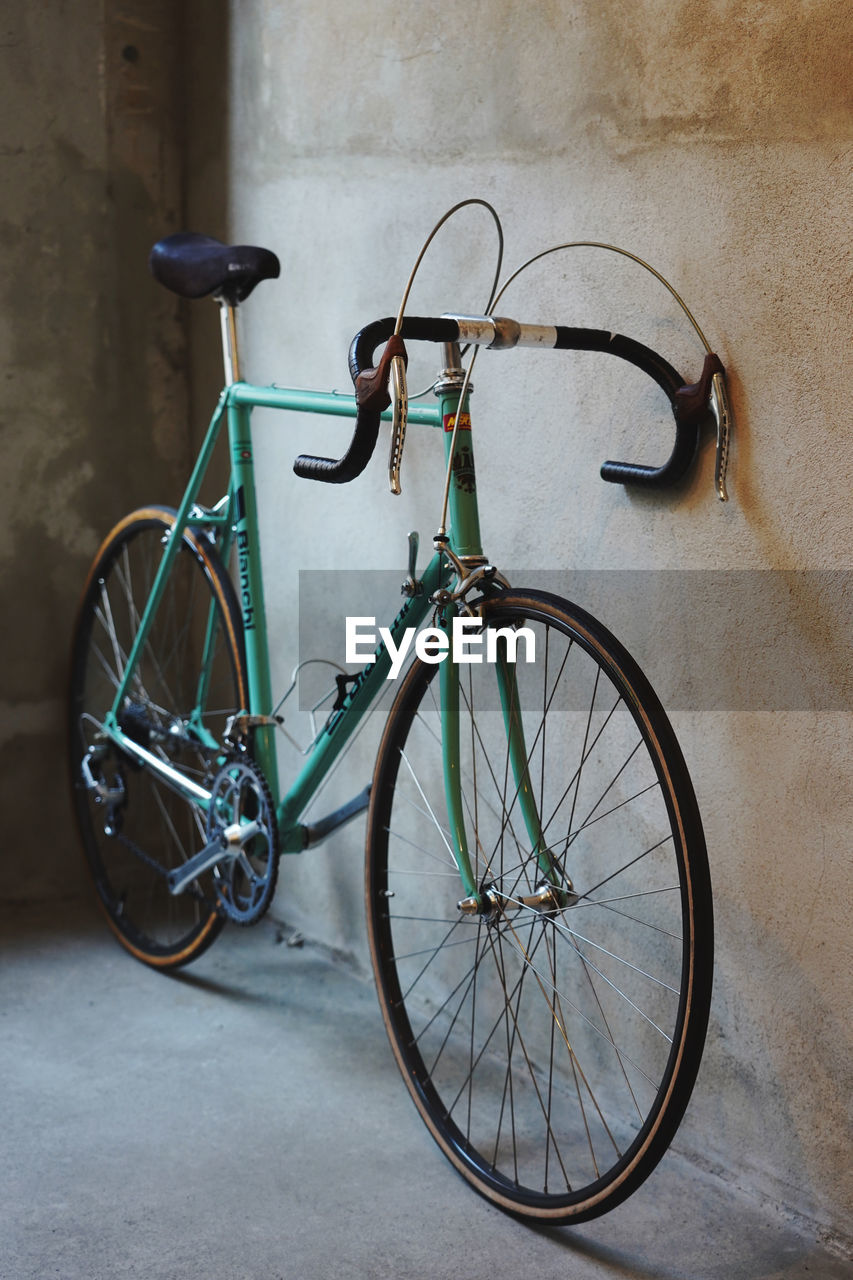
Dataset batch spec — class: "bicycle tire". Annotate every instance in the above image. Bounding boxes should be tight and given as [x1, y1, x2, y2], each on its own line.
[68, 506, 248, 968]
[366, 589, 712, 1223]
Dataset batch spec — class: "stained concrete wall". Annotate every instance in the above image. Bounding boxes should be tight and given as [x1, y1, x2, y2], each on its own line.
[219, 0, 853, 1252]
[0, 2, 228, 900]
[0, 2, 191, 897]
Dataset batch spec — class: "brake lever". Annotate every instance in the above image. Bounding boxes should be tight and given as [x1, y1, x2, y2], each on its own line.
[710, 369, 732, 502]
[671, 352, 733, 502]
[388, 353, 409, 495]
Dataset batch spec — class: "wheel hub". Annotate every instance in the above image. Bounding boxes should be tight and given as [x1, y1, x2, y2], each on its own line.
[457, 876, 576, 921]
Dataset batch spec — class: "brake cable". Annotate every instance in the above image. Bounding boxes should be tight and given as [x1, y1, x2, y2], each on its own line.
[388, 199, 504, 495]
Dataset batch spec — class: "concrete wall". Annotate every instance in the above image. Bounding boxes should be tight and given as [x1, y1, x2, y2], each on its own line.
[0, 2, 196, 898]
[221, 0, 853, 1251]
[0, 2, 230, 900]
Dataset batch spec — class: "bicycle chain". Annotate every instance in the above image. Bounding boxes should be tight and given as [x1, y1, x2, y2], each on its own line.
[103, 745, 275, 922]
[114, 830, 220, 914]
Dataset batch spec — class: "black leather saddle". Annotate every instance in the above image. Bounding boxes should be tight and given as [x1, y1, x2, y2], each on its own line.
[149, 232, 280, 305]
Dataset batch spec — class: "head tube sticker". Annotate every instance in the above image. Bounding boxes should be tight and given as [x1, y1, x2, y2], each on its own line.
[443, 411, 471, 433]
[452, 445, 476, 492]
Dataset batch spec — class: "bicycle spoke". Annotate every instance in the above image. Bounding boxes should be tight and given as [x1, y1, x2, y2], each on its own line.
[498, 912, 623, 1165]
[398, 746, 457, 864]
[575, 889, 683, 942]
[580, 833, 676, 901]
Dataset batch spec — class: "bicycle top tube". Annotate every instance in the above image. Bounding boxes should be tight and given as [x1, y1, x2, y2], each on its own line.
[225, 381, 442, 428]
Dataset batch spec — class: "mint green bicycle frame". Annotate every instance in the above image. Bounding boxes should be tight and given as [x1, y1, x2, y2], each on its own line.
[102, 370, 548, 904]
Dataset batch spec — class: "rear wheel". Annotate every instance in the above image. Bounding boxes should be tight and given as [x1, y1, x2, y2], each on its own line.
[366, 589, 712, 1223]
[68, 507, 247, 968]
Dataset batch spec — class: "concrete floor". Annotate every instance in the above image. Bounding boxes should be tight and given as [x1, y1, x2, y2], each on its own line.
[1, 899, 848, 1280]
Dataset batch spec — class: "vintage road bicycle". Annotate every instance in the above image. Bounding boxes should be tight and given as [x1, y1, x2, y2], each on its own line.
[69, 202, 731, 1224]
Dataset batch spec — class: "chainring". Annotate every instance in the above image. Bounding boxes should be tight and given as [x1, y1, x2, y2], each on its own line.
[206, 755, 279, 925]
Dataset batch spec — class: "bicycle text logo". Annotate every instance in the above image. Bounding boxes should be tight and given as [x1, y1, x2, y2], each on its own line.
[346, 616, 535, 680]
[237, 530, 254, 630]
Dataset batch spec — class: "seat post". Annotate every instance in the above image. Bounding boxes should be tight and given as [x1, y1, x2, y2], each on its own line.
[218, 299, 241, 386]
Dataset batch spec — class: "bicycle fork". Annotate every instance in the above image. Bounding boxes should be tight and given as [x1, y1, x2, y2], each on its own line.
[439, 605, 577, 920]
[433, 371, 576, 919]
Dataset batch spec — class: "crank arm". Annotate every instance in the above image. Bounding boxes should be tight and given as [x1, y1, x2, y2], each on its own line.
[167, 819, 262, 896]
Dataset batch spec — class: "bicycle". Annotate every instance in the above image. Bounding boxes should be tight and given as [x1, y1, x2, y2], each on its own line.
[68, 202, 731, 1225]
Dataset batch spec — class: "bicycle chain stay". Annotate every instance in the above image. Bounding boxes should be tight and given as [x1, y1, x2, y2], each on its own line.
[115, 829, 219, 913]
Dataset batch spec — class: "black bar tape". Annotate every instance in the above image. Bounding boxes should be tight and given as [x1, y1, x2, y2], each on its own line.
[348, 316, 459, 383]
[295, 315, 702, 489]
[294, 317, 459, 484]
[553, 328, 684, 401]
[552, 327, 702, 488]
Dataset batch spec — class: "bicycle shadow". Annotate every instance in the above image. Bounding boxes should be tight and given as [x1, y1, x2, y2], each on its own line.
[23, 898, 845, 1280]
[171, 917, 850, 1280]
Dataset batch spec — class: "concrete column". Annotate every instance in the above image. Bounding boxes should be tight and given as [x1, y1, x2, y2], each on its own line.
[0, 1, 188, 897]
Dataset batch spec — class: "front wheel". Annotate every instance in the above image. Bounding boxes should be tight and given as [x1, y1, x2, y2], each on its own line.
[366, 590, 713, 1223]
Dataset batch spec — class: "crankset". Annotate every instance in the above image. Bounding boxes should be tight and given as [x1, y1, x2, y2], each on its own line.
[166, 755, 279, 925]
